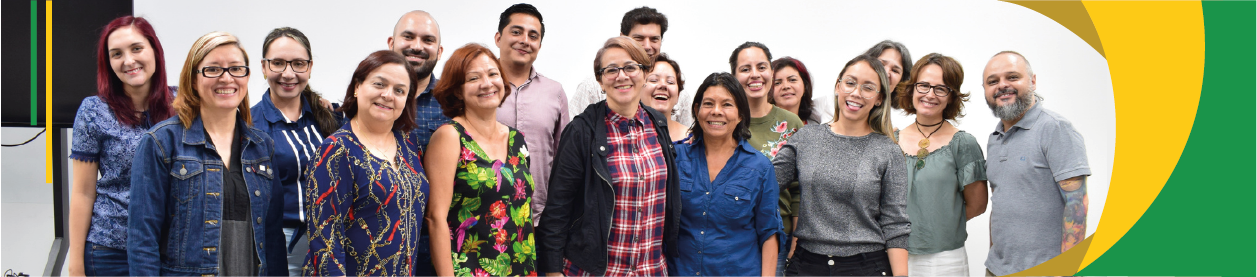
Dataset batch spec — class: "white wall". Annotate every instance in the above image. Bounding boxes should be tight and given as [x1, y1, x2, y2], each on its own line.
[24, 0, 1110, 275]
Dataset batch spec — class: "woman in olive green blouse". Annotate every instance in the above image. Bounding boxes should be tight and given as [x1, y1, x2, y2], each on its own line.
[893, 53, 988, 276]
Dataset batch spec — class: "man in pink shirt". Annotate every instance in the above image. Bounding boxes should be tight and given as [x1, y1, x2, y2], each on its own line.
[493, 3, 570, 226]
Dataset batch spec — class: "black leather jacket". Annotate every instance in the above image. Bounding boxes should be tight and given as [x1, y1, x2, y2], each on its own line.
[537, 101, 680, 275]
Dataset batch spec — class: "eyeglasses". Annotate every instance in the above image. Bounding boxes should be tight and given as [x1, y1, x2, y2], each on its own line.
[198, 66, 249, 78]
[600, 64, 644, 79]
[836, 77, 879, 99]
[914, 82, 952, 97]
[263, 58, 311, 73]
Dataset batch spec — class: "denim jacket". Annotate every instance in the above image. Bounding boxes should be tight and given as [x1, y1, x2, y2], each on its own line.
[128, 115, 286, 276]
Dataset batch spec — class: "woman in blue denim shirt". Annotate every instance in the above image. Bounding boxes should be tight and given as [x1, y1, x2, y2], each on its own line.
[68, 16, 175, 277]
[669, 72, 783, 276]
[128, 31, 286, 276]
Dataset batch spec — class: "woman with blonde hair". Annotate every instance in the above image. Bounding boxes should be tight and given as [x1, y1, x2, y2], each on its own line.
[128, 31, 286, 276]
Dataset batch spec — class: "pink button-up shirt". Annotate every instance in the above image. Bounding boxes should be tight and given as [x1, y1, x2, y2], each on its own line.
[496, 68, 569, 226]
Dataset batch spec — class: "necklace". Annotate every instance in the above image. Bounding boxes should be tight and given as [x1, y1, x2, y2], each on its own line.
[913, 118, 945, 167]
[354, 119, 397, 170]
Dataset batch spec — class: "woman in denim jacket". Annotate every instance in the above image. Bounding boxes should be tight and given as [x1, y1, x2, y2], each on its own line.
[128, 31, 286, 276]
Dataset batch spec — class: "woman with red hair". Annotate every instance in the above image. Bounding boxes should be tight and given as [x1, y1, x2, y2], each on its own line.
[68, 16, 173, 276]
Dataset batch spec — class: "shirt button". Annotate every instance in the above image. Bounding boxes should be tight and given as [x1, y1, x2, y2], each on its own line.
[256, 217, 262, 224]
[702, 212, 706, 215]
[705, 192, 710, 195]
[246, 167, 252, 173]
[828, 260, 835, 265]
[254, 190, 261, 197]
[700, 231, 704, 235]
[734, 196, 739, 201]
[599, 146, 606, 151]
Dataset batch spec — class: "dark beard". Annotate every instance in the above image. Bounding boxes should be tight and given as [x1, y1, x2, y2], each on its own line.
[988, 87, 1033, 121]
[412, 60, 437, 79]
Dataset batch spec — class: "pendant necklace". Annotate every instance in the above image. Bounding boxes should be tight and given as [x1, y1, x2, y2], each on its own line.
[913, 118, 944, 168]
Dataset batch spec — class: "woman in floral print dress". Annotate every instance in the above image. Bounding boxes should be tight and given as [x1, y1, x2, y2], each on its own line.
[425, 43, 536, 277]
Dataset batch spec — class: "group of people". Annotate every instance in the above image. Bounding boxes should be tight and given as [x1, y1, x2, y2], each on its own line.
[67, 4, 1091, 277]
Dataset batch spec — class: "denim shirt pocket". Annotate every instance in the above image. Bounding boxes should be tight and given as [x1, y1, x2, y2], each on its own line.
[170, 158, 204, 203]
[718, 176, 756, 222]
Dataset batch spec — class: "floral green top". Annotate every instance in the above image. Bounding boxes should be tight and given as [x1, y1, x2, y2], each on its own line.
[446, 121, 536, 277]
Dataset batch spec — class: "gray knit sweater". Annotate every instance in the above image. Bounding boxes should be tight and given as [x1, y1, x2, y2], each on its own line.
[772, 123, 910, 256]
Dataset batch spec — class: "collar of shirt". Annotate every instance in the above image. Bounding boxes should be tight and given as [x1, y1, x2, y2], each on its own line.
[508, 67, 541, 91]
[418, 74, 437, 96]
[258, 90, 313, 124]
[687, 134, 760, 157]
[183, 114, 265, 147]
[605, 103, 650, 127]
[992, 99, 1046, 136]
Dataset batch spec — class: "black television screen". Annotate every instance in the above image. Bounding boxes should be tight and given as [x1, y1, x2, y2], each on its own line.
[2, 0, 132, 128]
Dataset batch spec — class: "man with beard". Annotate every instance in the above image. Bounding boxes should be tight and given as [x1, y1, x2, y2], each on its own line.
[389, 10, 445, 147]
[491, 3, 569, 227]
[982, 51, 1090, 276]
[387, 10, 443, 277]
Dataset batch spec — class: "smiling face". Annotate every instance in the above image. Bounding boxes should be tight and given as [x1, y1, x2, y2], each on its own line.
[195, 46, 248, 114]
[641, 61, 679, 116]
[263, 37, 311, 100]
[597, 47, 645, 109]
[107, 26, 157, 93]
[772, 65, 804, 110]
[388, 12, 442, 78]
[912, 64, 950, 119]
[877, 48, 905, 89]
[626, 23, 663, 58]
[735, 47, 773, 100]
[495, 13, 542, 68]
[835, 60, 883, 123]
[461, 54, 506, 112]
[697, 85, 741, 141]
[354, 63, 411, 125]
[982, 53, 1036, 121]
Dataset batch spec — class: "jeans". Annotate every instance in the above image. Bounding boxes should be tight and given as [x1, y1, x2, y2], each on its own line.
[283, 227, 309, 276]
[775, 233, 791, 276]
[785, 247, 892, 276]
[84, 241, 129, 276]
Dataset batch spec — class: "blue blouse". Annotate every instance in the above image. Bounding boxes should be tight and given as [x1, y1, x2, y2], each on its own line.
[669, 137, 784, 276]
[70, 96, 156, 250]
[303, 123, 429, 276]
[251, 91, 343, 238]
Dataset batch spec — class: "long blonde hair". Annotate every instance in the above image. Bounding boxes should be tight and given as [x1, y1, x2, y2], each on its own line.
[173, 31, 251, 128]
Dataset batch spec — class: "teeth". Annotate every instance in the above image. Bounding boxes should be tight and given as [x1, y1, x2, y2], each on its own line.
[653, 95, 668, 101]
[615, 85, 632, 90]
[846, 101, 863, 108]
[707, 121, 726, 126]
[748, 83, 763, 88]
[374, 103, 393, 110]
[214, 89, 235, 95]
[126, 68, 142, 74]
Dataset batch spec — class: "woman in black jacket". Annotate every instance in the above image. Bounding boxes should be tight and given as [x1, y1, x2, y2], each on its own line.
[536, 36, 681, 276]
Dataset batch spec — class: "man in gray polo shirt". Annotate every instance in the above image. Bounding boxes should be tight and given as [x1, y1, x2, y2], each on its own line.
[982, 51, 1090, 276]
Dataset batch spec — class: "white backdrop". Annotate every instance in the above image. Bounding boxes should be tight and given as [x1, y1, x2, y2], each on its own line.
[136, 0, 1113, 274]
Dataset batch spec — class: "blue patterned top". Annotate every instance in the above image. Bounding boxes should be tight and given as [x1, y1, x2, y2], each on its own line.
[70, 96, 157, 249]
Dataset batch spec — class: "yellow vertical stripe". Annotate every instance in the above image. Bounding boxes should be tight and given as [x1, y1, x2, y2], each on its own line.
[45, 1, 52, 183]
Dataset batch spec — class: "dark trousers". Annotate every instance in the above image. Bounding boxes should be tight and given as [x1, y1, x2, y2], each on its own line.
[84, 241, 129, 276]
[785, 246, 892, 276]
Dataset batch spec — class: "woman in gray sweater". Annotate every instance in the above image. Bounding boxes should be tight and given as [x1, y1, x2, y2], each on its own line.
[774, 54, 910, 276]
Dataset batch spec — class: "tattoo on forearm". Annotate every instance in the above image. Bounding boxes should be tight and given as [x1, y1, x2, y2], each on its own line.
[1060, 177, 1088, 252]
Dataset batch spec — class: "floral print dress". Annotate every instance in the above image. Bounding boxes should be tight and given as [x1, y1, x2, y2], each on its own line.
[446, 121, 536, 277]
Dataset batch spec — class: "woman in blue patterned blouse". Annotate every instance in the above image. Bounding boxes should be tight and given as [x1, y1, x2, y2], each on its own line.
[68, 16, 174, 277]
[303, 50, 429, 276]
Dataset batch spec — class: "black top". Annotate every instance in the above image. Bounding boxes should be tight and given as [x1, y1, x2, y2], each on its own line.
[207, 121, 250, 221]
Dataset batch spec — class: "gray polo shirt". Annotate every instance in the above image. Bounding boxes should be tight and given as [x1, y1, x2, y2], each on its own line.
[984, 102, 1091, 275]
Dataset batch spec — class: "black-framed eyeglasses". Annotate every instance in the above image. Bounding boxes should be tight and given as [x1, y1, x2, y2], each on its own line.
[199, 66, 250, 78]
[600, 63, 644, 79]
[263, 58, 311, 73]
[914, 82, 952, 97]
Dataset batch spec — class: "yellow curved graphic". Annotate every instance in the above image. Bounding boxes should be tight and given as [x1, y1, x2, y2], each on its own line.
[1004, 1, 1205, 275]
